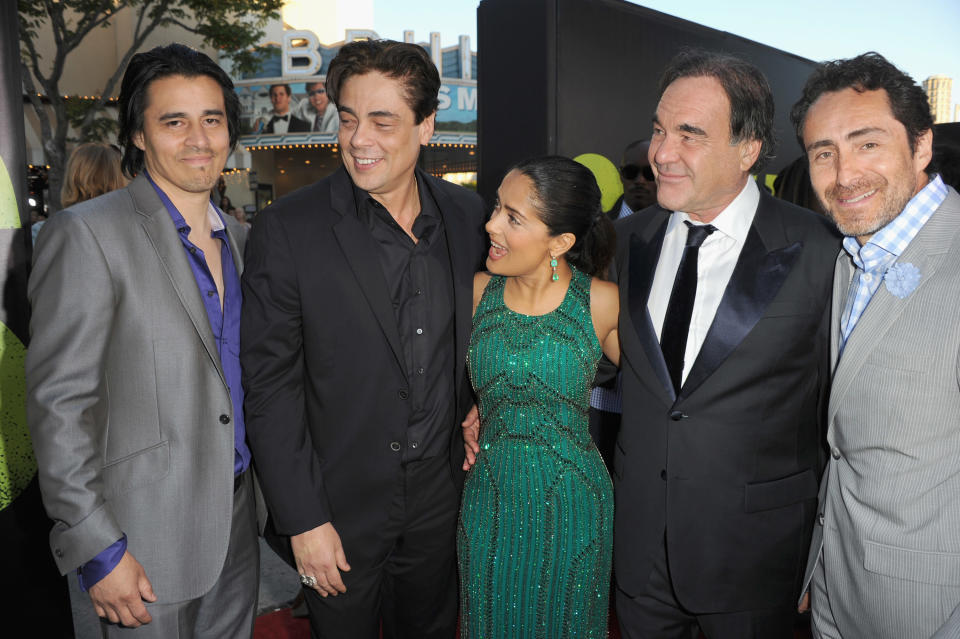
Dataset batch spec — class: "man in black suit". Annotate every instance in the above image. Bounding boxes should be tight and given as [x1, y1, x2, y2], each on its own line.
[241, 40, 486, 639]
[606, 139, 656, 220]
[612, 50, 839, 638]
[262, 83, 310, 133]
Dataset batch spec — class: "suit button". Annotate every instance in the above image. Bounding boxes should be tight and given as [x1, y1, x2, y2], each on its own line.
[669, 410, 686, 421]
[831, 447, 841, 460]
[55, 548, 63, 558]
[818, 512, 825, 526]
[219, 414, 230, 424]
[660, 469, 667, 480]
[398, 389, 409, 400]
[390, 441, 401, 452]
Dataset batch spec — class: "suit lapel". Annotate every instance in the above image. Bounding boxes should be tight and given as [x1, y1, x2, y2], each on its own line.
[627, 212, 674, 399]
[828, 191, 960, 422]
[680, 194, 802, 400]
[328, 169, 408, 380]
[421, 171, 474, 396]
[129, 175, 227, 387]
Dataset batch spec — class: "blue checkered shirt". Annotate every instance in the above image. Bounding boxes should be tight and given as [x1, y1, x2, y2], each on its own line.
[839, 175, 947, 348]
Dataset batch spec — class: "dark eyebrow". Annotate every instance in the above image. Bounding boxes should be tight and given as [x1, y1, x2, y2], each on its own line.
[805, 139, 834, 153]
[494, 191, 527, 219]
[158, 109, 223, 121]
[650, 115, 706, 137]
[678, 123, 707, 136]
[336, 105, 399, 119]
[847, 126, 886, 140]
[805, 127, 888, 153]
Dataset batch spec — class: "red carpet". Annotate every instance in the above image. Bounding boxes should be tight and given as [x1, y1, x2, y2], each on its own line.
[253, 606, 809, 638]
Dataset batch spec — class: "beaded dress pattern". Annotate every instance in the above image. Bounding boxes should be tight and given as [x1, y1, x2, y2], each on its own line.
[458, 267, 613, 638]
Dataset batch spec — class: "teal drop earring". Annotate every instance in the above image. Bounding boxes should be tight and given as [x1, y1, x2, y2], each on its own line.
[550, 256, 559, 281]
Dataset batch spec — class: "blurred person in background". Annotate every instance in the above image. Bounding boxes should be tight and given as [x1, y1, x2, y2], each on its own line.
[61, 142, 126, 208]
[306, 80, 339, 133]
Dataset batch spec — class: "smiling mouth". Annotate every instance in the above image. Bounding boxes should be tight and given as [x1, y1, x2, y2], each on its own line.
[837, 189, 878, 204]
[354, 157, 381, 167]
[489, 240, 507, 259]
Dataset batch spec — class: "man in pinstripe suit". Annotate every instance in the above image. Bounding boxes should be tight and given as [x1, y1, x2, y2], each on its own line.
[793, 52, 960, 638]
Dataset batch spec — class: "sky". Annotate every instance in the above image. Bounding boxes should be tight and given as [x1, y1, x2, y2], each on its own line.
[372, 0, 960, 114]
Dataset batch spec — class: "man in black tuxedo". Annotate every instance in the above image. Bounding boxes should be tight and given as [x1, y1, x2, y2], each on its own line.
[241, 40, 486, 638]
[262, 83, 310, 133]
[612, 50, 839, 638]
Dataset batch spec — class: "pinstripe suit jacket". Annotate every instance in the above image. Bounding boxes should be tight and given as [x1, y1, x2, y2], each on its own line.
[804, 186, 960, 638]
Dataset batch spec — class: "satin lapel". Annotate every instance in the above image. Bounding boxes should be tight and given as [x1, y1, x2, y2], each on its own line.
[627, 214, 674, 399]
[679, 206, 802, 401]
[421, 172, 475, 396]
[328, 170, 407, 380]
[129, 176, 227, 387]
[827, 196, 958, 422]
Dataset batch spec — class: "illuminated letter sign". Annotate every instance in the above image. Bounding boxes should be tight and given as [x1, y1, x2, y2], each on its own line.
[282, 30, 322, 76]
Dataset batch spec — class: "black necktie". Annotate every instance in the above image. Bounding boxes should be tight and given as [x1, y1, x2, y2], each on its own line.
[660, 221, 716, 394]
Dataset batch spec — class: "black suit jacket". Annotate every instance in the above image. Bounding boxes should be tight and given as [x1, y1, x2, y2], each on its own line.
[263, 113, 311, 134]
[613, 188, 840, 612]
[241, 167, 487, 569]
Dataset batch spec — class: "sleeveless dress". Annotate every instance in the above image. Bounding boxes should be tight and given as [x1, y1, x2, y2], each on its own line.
[458, 267, 613, 638]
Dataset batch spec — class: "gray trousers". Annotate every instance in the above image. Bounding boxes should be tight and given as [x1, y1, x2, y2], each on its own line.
[101, 471, 260, 639]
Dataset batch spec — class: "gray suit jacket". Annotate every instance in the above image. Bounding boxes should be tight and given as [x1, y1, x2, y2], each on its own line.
[804, 186, 960, 638]
[26, 175, 256, 603]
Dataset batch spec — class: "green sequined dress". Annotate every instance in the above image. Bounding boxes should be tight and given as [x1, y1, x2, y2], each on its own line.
[458, 267, 613, 638]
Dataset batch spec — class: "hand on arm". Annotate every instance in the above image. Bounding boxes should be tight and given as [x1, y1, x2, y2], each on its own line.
[462, 404, 480, 470]
[88, 551, 156, 627]
[291, 522, 351, 597]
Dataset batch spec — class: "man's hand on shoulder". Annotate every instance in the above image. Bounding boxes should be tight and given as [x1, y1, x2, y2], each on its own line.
[88, 551, 156, 627]
[292, 522, 351, 597]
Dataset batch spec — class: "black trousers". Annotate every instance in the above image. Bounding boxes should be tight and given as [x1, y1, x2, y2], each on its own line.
[305, 454, 460, 639]
[0, 474, 75, 638]
[615, 534, 796, 639]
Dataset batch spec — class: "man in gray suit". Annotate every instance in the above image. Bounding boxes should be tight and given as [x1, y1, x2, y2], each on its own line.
[793, 52, 960, 638]
[27, 44, 260, 637]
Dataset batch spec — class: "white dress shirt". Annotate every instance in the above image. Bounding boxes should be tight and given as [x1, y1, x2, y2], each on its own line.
[647, 178, 759, 385]
[269, 112, 290, 134]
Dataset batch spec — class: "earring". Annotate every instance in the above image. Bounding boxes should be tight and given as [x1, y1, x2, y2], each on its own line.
[550, 256, 559, 282]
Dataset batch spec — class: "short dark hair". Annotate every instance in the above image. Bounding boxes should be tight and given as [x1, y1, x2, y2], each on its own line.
[325, 40, 440, 124]
[658, 49, 776, 174]
[269, 83, 292, 96]
[117, 44, 240, 178]
[512, 156, 615, 278]
[790, 52, 933, 157]
[305, 80, 325, 90]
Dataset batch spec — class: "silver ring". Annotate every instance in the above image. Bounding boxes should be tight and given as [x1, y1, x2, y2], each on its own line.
[299, 574, 317, 588]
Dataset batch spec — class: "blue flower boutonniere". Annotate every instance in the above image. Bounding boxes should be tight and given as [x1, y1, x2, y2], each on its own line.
[884, 262, 922, 299]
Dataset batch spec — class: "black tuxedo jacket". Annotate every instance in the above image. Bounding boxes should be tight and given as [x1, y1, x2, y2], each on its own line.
[240, 167, 487, 568]
[263, 113, 311, 134]
[613, 188, 840, 612]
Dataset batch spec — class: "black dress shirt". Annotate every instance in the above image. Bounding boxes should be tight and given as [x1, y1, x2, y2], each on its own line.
[353, 175, 456, 463]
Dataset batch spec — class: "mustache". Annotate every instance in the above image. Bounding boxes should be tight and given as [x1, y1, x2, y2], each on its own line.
[825, 177, 883, 200]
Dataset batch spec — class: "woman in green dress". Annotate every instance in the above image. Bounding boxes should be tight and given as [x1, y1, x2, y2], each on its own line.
[458, 156, 621, 638]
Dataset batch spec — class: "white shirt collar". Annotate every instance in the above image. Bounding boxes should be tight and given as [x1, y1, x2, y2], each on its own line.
[670, 177, 758, 245]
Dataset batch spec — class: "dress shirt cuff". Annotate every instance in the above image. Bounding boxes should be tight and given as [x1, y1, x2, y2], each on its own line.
[77, 534, 127, 591]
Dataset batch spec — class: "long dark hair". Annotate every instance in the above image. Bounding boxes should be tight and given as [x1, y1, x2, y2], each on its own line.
[512, 156, 615, 278]
[117, 43, 241, 178]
